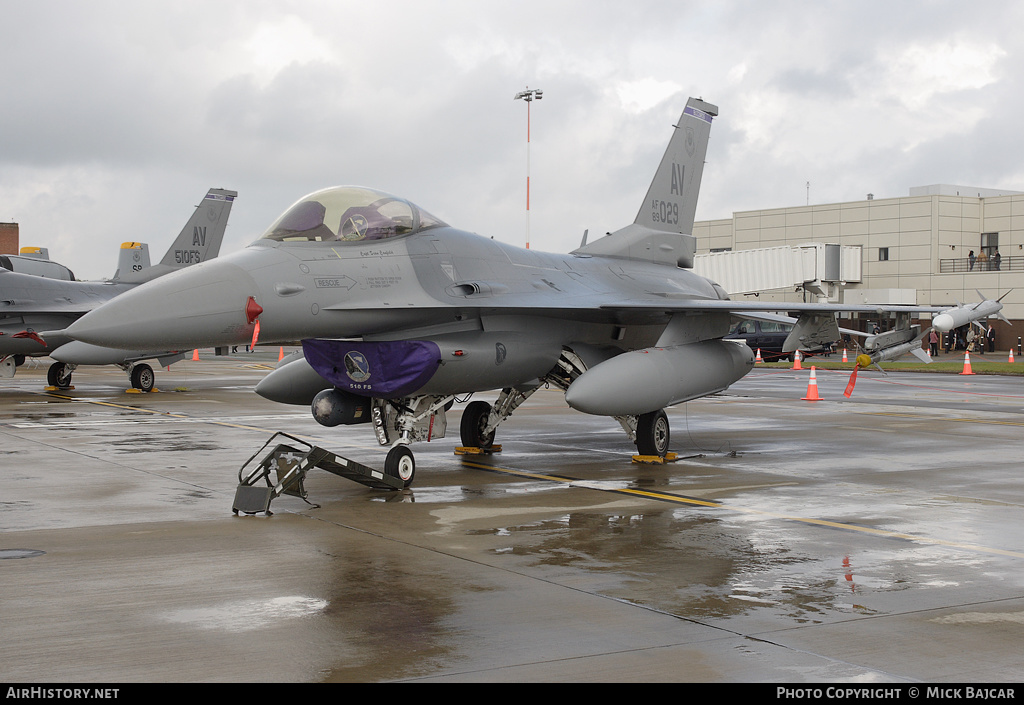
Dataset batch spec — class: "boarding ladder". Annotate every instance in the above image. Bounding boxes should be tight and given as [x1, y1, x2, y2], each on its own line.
[232, 432, 405, 515]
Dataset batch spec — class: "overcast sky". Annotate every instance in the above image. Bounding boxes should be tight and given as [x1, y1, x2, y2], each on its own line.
[2, 1, 1022, 279]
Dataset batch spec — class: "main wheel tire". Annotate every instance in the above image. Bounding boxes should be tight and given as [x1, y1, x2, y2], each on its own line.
[636, 409, 670, 457]
[385, 445, 416, 488]
[130, 364, 155, 392]
[460, 400, 495, 448]
[47, 362, 72, 388]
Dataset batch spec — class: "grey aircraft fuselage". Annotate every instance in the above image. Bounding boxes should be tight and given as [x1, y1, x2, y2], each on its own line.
[80, 225, 726, 357]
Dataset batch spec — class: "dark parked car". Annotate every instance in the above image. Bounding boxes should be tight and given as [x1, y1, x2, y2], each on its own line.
[725, 319, 797, 362]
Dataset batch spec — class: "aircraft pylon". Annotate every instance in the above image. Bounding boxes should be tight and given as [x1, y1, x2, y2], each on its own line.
[960, 352, 975, 375]
[802, 366, 822, 401]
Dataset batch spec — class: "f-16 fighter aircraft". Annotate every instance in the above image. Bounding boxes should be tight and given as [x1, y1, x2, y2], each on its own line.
[65, 99, 1001, 486]
[0, 188, 236, 390]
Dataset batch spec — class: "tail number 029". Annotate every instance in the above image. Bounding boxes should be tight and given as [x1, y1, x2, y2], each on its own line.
[650, 200, 679, 226]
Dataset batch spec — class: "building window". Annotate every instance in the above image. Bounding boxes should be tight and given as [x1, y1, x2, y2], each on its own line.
[879, 247, 889, 261]
[981, 232, 999, 260]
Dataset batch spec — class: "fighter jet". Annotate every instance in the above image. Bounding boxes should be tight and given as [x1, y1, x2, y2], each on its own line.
[0, 188, 236, 390]
[65, 99, 1000, 485]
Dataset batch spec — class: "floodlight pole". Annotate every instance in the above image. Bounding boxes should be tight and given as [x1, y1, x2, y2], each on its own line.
[514, 87, 542, 249]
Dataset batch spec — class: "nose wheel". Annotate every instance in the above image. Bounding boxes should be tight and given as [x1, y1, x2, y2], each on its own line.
[384, 445, 415, 488]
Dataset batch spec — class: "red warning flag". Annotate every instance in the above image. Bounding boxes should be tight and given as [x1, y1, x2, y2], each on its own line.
[843, 364, 859, 398]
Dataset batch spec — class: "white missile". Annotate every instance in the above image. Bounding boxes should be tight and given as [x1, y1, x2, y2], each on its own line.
[869, 339, 931, 365]
[932, 293, 1008, 333]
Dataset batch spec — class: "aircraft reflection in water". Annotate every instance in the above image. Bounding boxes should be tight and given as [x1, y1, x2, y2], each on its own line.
[65, 98, 1001, 486]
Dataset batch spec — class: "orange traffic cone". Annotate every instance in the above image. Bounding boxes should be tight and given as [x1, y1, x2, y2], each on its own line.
[1010, 349, 1015, 363]
[792, 350, 803, 370]
[960, 352, 975, 375]
[842, 348, 848, 362]
[755, 348, 763, 363]
[191, 349, 199, 361]
[278, 346, 285, 362]
[802, 366, 822, 401]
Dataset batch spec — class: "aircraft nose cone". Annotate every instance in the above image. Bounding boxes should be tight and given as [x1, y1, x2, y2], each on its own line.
[67, 258, 261, 350]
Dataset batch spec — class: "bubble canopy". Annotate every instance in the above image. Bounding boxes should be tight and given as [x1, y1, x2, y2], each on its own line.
[258, 186, 447, 243]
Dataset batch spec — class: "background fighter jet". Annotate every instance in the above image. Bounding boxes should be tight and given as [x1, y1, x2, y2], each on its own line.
[66, 99, 999, 485]
[0, 188, 236, 390]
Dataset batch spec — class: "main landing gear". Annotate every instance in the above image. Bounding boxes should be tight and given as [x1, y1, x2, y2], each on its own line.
[127, 363, 155, 393]
[459, 400, 496, 449]
[636, 409, 670, 457]
[371, 389, 676, 490]
[308, 347, 678, 495]
[44, 361, 157, 392]
[543, 347, 674, 460]
[46, 362, 74, 388]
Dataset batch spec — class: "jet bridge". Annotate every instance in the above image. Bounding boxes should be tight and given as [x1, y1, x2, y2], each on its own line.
[693, 243, 862, 301]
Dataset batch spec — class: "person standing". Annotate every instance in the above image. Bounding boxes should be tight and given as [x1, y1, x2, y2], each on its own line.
[988, 325, 996, 352]
[969, 250, 976, 271]
[929, 328, 939, 356]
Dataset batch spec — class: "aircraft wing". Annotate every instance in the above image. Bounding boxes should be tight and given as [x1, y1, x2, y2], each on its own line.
[599, 299, 951, 315]
[0, 271, 125, 318]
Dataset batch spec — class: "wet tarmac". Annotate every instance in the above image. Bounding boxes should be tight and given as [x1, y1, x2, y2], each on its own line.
[1, 351, 1023, 683]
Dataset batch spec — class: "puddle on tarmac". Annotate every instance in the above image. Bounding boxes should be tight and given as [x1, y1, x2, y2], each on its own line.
[469, 507, 968, 622]
[106, 435, 223, 453]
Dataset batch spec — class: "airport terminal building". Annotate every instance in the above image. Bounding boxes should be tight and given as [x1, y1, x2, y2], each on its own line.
[693, 185, 1024, 350]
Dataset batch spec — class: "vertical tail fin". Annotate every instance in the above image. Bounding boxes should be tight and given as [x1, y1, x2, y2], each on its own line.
[111, 242, 151, 281]
[636, 97, 717, 236]
[19, 247, 50, 260]
[574, 97, 717, 267]
[117, 188, 237, 284]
